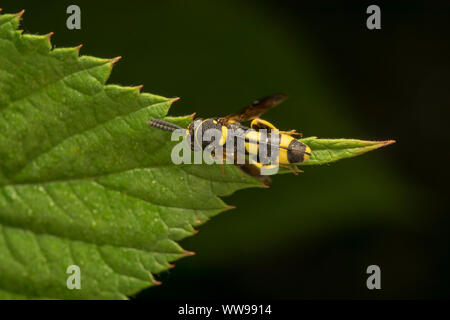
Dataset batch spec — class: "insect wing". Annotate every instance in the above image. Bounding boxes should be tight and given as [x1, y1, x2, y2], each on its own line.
[221, 93, 287, 124]
[237, 163, 272, 186]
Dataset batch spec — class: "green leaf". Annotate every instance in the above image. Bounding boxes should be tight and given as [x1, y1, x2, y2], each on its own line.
[0, 10, 394, 299]
[299, 137, 396, 166]
[0, 11, 263, 299]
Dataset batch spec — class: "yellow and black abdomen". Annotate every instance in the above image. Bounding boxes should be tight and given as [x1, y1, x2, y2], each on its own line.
[244, 130, 311, 164]
[279, 134, 311, 164]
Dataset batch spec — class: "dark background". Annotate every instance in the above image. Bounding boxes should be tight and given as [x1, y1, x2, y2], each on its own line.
[5, 0, 449, 299]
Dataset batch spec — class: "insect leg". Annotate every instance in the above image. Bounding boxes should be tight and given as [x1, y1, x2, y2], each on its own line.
[211, 150, 230, 177]
[279, 164, 303, 175]
[250, 118, 277, 130]
[279, 129, 303, 137]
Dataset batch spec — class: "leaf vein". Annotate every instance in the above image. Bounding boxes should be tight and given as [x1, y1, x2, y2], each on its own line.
[0, 59, 110, 114]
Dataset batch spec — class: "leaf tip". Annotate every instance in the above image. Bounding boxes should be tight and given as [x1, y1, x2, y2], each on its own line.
[46, 31, 54, 39]
[225, 205, 236, 211]
[193, 229, 200, 234]
[187, 112, 197, 119]
[169, 264, 176, 269]
[110, 56, 122, 65]
[382, 139, 396, 146]
[371, 139, 396, 151]
[0, 8, 3, 13]
[167, 97, 181, 109]
[183, 250, 196, 257]
[14, 9, 25, 18]
[153, 280, 162, 286]
[76, 44, 83, 52]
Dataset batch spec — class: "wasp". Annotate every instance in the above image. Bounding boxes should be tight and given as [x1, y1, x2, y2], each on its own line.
[148, 93, 311, 184]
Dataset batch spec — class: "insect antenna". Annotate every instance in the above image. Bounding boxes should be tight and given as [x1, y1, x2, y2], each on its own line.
[148, 118, 183, 132]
